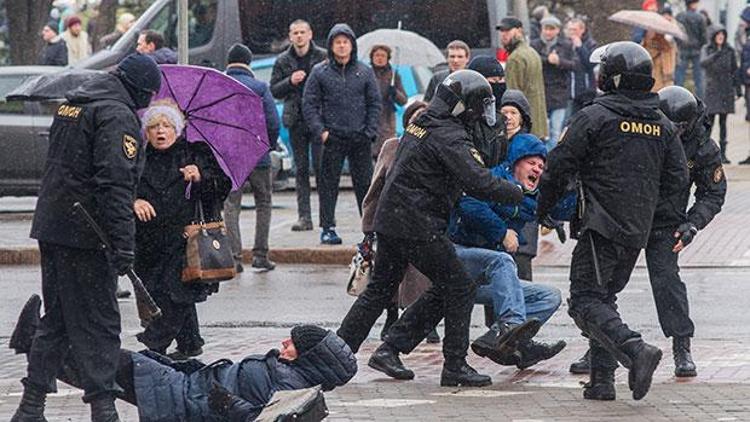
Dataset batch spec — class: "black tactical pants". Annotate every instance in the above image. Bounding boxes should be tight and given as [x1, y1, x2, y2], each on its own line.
[568, 231, 642, 365]
[338, 233, 476, 361]
[26, 242, 121, 402]
[289, 124, 322, 221]
[645, 228, 695, 338]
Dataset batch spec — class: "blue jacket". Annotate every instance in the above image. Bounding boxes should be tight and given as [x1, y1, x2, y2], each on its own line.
[226, 65, 280, 169]
[448, 134, 575, 251]
[302, 23, 381, 140]
[132, 330, 357, 422]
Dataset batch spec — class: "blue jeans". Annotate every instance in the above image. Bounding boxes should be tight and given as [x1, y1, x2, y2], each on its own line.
[546, 107, 567, 151]
[675, 54, 704, 98]
[453, 244, 562, 326]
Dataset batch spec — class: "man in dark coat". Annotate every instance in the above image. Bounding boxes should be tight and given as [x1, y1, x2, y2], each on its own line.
[423, 40, 471, 102]
[10, 306, 356, 422]
[136, 30, 178, 64]
[38, 21, 68, 66]
[530, 15, 579, 149]
[675, 0, 708, 96]
[302, 23, 381, 245]
[566, 17, 598, 115]
[270, 19, 327, 232]
[537, 42, 688, 401]
[338, 70, 523, 387]
[12, 53, 161, 422]
[223, 43, 280, 272]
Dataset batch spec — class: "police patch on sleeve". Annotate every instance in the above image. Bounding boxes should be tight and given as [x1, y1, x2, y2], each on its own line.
[469, 148, 485, 166]
[713, 165, 724, 183]
[122, 134, 138, 160]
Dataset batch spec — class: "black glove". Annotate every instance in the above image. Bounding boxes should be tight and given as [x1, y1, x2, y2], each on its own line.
[539, 215, 566, 244]
[208, 383, 234, 416]
[111, 250, 135, 276]
[675, 223, 698, 248]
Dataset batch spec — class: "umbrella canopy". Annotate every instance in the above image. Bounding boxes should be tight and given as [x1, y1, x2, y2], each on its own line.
[609, 10, 687, 41]
[357, 28, 445, 67]
[6, 68, 104, 101]
[154, 64, 270, 191]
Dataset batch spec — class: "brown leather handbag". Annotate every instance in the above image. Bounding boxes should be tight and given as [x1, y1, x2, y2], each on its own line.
[181, 200, 236, 283]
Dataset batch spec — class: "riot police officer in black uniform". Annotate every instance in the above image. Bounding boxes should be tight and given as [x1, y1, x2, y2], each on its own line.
[651, 86, 726, 376]
[12, 54, 160, 422]
[337, 70, 523, 387]
[537, 42, 689, 401]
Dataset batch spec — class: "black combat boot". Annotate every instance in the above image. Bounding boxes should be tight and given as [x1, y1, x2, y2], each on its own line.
[471, 319, 541, 362]
[368, 342, 415, 380]
[673, 337, 697, 377]
[621, 338, 662, 400]
[516, 339, 567, 370]
[583, 367, 616, 401]
[9, 294, 41, 355]
[569, 348, 591, 374]
[11, 382, 47, 422]
[441, 358, 492, 387]
[90, 395, 120, 422]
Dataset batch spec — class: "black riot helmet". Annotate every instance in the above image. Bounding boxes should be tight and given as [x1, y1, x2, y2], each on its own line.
[435, 69, 496, 126]
[589, 41, 654, 92]
[657, 86, 698, 124]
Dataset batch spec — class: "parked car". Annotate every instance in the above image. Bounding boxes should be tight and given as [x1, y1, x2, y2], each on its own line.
[0, 65, 291, 196]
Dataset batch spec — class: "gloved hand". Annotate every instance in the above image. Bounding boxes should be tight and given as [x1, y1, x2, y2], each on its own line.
[208, 383, 234, 416]
[539, 215, 566, 243]
[502, 229, 519, 253]
[111, 250, 135, 276]
[673, 223, 698, 252]
[358, 232, 376, 262]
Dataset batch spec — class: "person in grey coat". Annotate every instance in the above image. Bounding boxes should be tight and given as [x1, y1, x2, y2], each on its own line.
[10, 301, 357, 422]
[700, 25, 740, 164]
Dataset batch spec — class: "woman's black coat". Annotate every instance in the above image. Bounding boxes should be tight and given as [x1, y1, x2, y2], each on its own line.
[700, 26, 740, 115]
[134, 139, 232, 304]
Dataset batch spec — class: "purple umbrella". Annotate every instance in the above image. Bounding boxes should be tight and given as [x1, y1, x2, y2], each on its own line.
[153, 64, 270, 191]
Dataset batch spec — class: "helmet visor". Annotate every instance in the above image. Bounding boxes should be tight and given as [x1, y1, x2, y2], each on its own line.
[483, 96, 497, 126]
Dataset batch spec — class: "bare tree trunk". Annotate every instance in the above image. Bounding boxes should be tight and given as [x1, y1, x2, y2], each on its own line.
[575, 0, 642, 44]
[6, 0, 52, 65]
[91, 0, 118, 52]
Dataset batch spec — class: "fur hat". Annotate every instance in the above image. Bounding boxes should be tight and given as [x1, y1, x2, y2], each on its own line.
[142, 100, 185, 137]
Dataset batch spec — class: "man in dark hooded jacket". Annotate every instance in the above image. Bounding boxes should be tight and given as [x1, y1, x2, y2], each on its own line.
[302, 23, 381, 245]
[537, 42, 688, 402]
[11, 53, 160, 422]
[9, 303, 356, 422]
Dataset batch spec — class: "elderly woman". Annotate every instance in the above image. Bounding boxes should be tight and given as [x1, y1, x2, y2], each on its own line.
[370, 44, 408, 160]
[134, 100, 231, 359]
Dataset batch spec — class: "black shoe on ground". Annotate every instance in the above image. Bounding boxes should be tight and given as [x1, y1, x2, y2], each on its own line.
[168, 346, 204, 361]
[11, 382, 47, 422]
[569, 348, 591, 374]
[441, 359, 492, 387]
[115, 288, 131, 299]
[252, 256, 276, 271]
[673, 337, 697, 377]
[721, 154, 731, 164]
[235, 262, 244, 273]
[10, 294, 41, 355]
[583, 367, 616, 401]
[291, 218, 313, 231]
[368, 343, 414, 380]
[471, 318, 542, 362]
[90, 395, 120, 422]
[622, 339, 662, 400]
[739, 156, 750, 165]
[516, 339, 567, 370]
[425, 328, 441, 344]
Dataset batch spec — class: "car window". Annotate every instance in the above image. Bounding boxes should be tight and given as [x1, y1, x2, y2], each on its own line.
[157, 0, 219, 50]
[0, 75, 28, 99]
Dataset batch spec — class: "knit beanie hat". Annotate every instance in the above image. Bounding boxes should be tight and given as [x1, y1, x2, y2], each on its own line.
[291, 325, 328, 356]
[66, 15, 81, 28]
[468, 56, 505, 79]
[227, 43, 253, 64]
[45, 20, 60, 34]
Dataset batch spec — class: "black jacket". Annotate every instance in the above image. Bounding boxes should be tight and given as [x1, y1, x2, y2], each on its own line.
[30, 74, 144, 254]
[530, 36, 580, 110]
[537, 90, 689, 248]
[373, 96, 523, 241]
[652, 99, 726, 230]
[134, 139, 231, 304]
[270, 41, 327, 128]
[700, 26, 740, 115]
[38, 39, 68, 66]
[302, 24, 381, 139]
[676, 9, 708, 57]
